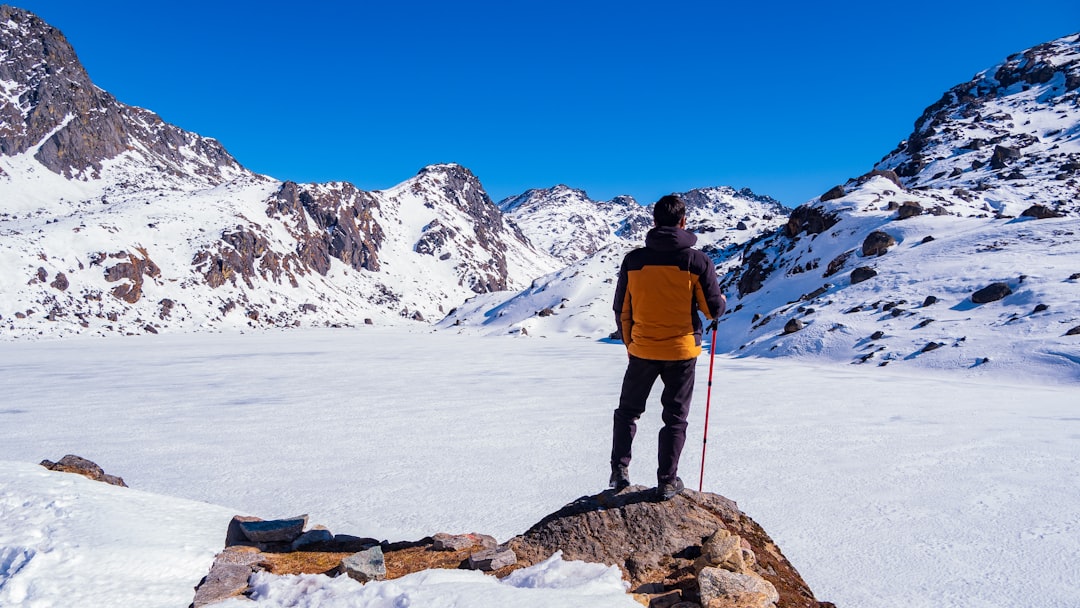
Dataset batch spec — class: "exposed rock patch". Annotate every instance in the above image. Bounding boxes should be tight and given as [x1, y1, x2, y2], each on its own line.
[971, 282, 1012, 304]
[39, 454, 127, 487]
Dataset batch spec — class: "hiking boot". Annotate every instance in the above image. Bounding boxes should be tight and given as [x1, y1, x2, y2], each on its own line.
[609, 464, 630, 491]
[655, 477, 684, 501]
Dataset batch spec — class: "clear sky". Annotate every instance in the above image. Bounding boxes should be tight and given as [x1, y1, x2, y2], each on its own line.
[10, 1, 1080, 207]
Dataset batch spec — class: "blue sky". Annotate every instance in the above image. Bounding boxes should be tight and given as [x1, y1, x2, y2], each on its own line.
[12, 1, 1080, 207]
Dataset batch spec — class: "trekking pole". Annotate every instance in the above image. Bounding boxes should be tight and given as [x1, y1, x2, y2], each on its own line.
[698, 319, 718, 492]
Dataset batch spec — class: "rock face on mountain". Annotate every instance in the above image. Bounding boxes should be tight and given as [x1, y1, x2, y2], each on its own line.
[498, 186, 651, 264]
[0, 5, 244, 185]
[499, 185, 788, 266]
[876, 32, 1080, 217]
[713, 33, 1080, 376]
[0, 6, 560, 338]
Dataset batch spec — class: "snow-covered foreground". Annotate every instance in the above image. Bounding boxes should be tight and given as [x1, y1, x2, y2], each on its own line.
[1, 328, 1077, 607]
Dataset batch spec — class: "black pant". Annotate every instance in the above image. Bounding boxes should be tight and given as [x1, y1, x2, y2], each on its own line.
[611, 355, 696, 485]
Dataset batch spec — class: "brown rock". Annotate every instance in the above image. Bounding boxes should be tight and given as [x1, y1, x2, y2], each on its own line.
[50, 272, 69, 291]
[783, 318, 805, 335]
[191, 562, 252, 607]
[1020, 205, 1064, 219]
[698, 567, 779, 608]
[506, 488, 823, 607]
[897, 201, 923, 219]
[39, 454, 127, 487]
[850, 266, 877, 284]
[861, 231, 896, 256]
[819, 185, 845, 202]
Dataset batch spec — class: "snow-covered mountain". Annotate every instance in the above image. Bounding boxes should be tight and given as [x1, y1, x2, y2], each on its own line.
[715, 32, 1080, 376]
[442, 187, 788, 336]
[0, 6, 560, 338]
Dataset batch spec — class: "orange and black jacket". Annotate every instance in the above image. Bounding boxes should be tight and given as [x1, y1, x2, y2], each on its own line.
[613, 226, 726, 361]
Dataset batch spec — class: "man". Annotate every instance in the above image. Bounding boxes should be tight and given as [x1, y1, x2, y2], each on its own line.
[610, 194, 726, 500]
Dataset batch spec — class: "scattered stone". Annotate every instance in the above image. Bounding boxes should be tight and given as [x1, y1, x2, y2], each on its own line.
[783, 205, 839, 238]
[1069, 273, 1080, 281]
[1021, 204, 1064, 219]
[39, 455, 127, 487]
[783, 318, 805, 334]
[291, 528, 334, 551]
[897, 201, 923, 219]
[467, 547, 517, 571]
[50, 272, 69, 291]
[697, 566, 779, 608]
[238, 516, 308, 543]
[823, 250, 854, 277]
[364, 318, 374, 325]
[870, 330, 885, 340]
[191, 562, 253, 607]
[844, 306, 863, 314]
[922, 295, 939, 307]
[850, 266, 877, 284]
[1033, 304, 1049, 314]
[971, 282, 1012, 304]
[695, 528, 753, 574]
[537, 307, 555, 317]
[342, 546, 387, 583]
[922, 342, 944, 353]
[1066, 326, 1080, 336]
[890, 308, 906, 317]
[915, 319, 934, 329]
[432, 532, 497, 552]
[921, 235, 935, 244]
[800, 284, 830, 301]
[819, 185, 846, 201]
[736, 221, 748, 230]
[861, 231, 896, 257]
[990, 145, 1021, 169]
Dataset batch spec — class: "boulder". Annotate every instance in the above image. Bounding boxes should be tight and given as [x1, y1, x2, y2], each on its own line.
[819, 185, 845, 202]
[1066, 326, 1080, 336]
[922, 295, 939, 307]
[785, 205, 840, 238]
[783, 318, 805, 335]
[433, 532, 497, 551]
[39, 454, 127, 487]
[468, 547, 517, 571]
[191, 563, 252, 607]
[971, 282, 1012, 304]
[506, 488, 825, 607]
[990, 145, 1021, 170]
[342, 546, 386, 583]
[291, 528, 334, 551]
[850, 266, 877, 284]
[698, 567, 779, 608]
[238, 516, 308, 543]
[896, 201, 923, 219]
[1020, 205, 1064, 219]
[861, 231, 896, 257]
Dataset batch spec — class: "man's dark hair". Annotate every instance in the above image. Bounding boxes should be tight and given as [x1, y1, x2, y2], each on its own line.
[653, 195, 686, 227]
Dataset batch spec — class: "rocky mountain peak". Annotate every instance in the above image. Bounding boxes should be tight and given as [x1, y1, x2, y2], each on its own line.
[0, 5, 245, 186]
[0, 5, 93, 157]
[875, 31, 1080, 217]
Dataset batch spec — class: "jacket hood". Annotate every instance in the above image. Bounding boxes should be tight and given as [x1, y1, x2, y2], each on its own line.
[645, 226, 697, 252]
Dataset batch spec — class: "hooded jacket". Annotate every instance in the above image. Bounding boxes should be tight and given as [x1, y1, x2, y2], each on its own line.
[613, 226, 726, 360]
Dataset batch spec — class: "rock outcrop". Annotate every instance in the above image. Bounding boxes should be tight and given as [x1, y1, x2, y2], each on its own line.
[507, 487, 828, 607]
[39, 454, 127, 487]
[190, 488, 829, 607]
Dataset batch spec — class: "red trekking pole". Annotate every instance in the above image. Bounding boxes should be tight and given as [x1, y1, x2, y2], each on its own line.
[698, 319, 718, 492]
